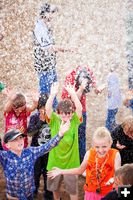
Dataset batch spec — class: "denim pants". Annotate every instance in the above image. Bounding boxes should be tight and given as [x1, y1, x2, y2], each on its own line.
[38, 69, 58, 110]
[105, 108, 118, 132]
[34, 153, 53, 199]
[78, 112, 87, 163]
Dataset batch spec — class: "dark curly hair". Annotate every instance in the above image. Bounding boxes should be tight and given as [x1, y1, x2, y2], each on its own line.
[57, 99, 75, 114]
[37, 93, 49, 109]
[39, 3, 58, 17]
[75, 68, 92, 93]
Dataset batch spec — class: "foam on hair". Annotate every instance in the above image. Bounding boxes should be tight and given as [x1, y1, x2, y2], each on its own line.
[121, 115, 133, 128]
[92, 127, 113, 144]
[12, 93, 26, 109]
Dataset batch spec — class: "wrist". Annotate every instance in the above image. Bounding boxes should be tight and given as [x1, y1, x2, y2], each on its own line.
[109, 178, 114, 184]
[58, 132, 64, 139]
[79, 85, 85, 92]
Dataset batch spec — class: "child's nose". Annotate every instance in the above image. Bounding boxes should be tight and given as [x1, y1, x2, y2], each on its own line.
[99, 148, 104, 153]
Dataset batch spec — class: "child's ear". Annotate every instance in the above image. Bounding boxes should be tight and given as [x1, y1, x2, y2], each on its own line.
[110, 141, 113, 147]
[6, 143, 10, 149]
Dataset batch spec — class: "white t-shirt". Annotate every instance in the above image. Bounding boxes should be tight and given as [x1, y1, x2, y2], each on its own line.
[107, 72, 121, 109]
[34, 19, 54, 48]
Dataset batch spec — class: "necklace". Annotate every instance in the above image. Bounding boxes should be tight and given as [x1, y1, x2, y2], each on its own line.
[95, 153, 109, 194]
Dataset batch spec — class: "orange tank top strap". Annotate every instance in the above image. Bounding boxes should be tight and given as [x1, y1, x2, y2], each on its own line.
[84, 148, 118, 195]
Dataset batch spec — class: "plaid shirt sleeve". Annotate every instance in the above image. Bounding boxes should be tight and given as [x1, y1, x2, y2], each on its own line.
[29, 134, 62, 160]
[0, 150, 7, 166]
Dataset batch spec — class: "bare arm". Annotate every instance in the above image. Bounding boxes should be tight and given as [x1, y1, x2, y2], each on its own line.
[76, 79, 88, 100]
[51, 45, 75, 53]
[65, 83, 82, 118]
[114, 151, 121, 170]
[4, 92, 17, 113]
[45, 82, 59, 118]
[47, 150, 89, 178]
[26, 93, 39, 113]
[93, 84, 106, 95]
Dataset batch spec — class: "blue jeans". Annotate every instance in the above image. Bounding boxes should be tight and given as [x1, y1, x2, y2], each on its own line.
[38, 69, 58, 110]
[105, 108, 118, 132]
[78, 112, 87, 163]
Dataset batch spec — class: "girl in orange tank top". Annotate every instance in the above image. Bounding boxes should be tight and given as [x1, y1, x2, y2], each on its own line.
[48, 127, 121, 200]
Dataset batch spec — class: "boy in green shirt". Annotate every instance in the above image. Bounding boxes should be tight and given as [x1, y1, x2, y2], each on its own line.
[46, 82, 82, 200]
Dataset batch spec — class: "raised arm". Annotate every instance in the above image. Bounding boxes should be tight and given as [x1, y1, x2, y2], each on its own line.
[26, 93, 39, 113]
[45, 82, 59, 118]
[4, 91, 17, 113]
[114, 151, 121, 170]
[65, 83, 82, 118]
[76, 79, 88, 99]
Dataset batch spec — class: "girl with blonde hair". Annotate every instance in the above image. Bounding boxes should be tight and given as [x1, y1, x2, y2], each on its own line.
[48, 127, 121, 200]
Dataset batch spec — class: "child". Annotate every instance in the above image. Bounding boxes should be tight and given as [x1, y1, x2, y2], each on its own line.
[27, 94, 53, 199]
[46, 82, 82, 200]
[3, 92, 38, 150]
[105, 67, 121, 132]
[48, 127, 121, 200]
[101, 163, 133, 200]
[61, 65, 101, 163]
[111, 115, 133, 165]
[0, 121, 70, 200]
[33, 3, 73, 109]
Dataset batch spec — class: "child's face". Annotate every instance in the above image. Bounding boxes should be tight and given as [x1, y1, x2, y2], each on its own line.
[59, 112, 73, 122]
[13, 104, 26, 115]
[39, 106, 46, 115]
[6, 135, 24, 153]
[123, 125, 133, 139]
[43, 13, 52, 22]
[93, 139, 111, 157]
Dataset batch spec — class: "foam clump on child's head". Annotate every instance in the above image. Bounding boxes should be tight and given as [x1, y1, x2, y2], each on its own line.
[92, 127, 113, 144]
[57, 99, 75, 114]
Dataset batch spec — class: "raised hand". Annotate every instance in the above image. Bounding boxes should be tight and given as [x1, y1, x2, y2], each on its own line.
[116, 141, 126, 150]
[64, 83, 76, 96]
[80, 79, 88, 90]
[47, 167, 62, 179]
[58, 120, 70, 137]
[50, 82, 59, 97]
[31, 91, 40, 102]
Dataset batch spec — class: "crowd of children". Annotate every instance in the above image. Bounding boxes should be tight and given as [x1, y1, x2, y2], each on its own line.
[0, 2, 133, 200]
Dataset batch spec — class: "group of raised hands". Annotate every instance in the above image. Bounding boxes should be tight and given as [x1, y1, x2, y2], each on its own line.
[50, 81, 77, 96]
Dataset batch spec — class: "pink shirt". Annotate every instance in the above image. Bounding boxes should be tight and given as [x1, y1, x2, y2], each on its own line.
[3, 108, 31, 150]
[61, 66, 96, 112]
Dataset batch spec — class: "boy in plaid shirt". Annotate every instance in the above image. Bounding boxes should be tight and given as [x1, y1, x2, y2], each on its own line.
[0, 121, 70, 200]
